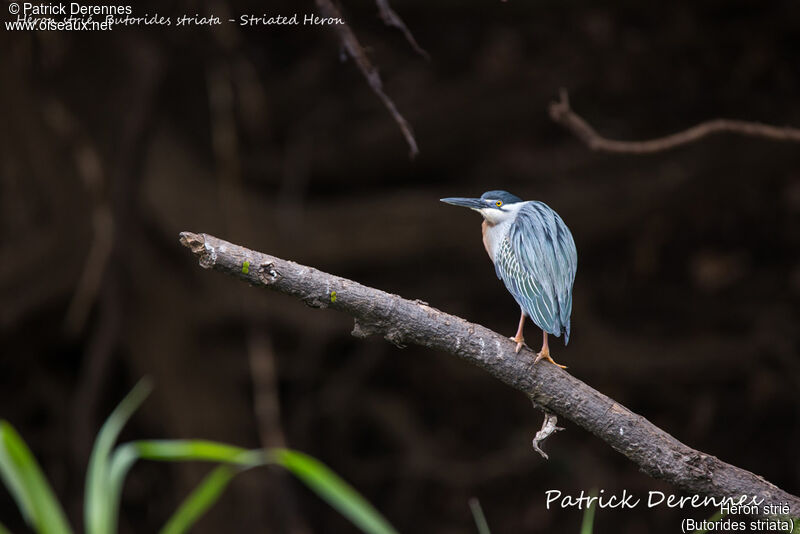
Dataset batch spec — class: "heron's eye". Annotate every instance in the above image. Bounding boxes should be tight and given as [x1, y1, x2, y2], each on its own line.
[495, 200, 503, 207]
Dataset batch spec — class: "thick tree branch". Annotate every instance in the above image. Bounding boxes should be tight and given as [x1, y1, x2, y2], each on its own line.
[179, 231, 800, 516]
[549, 89, 800, 153]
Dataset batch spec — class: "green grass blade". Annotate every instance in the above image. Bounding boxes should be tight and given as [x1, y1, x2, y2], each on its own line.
[108, 440, 263, 534]
[159, 465, 237, 534]
[106, 439, 259, 517]
[0, 423, 33, 525]
[271, 449, 399, 534]
[105, 443, 141, 533]
[0, 520, 13, 534]
[0, 421, 73, 534]
[130, 440, 262, 465]
[85, 378, 153, 534]
[580, 489, 598, 534]
[468, 497, 491, 534]
[693, 511, 724, 534]
[106, 440, 399, 534]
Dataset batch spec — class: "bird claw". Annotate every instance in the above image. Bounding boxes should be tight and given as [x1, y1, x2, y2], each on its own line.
[509, 335, 526, 353]
[510, 334, 567, 369]
[534, 349, 567, 369]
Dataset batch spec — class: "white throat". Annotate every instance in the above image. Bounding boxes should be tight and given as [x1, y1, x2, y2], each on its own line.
[480, 202, 524, 262]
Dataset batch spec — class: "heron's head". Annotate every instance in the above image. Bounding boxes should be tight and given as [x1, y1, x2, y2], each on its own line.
[440, 190, 523, 224]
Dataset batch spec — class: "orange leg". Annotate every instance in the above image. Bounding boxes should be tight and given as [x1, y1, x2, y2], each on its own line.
[510, 311, 527, 353]
[534, 331, 567, 369]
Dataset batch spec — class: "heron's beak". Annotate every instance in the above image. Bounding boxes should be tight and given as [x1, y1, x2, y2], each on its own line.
[440, 197, 485, 210]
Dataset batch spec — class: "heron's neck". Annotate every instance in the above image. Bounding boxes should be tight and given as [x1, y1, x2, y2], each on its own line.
[481, 218, 511, 262]
[481, 220, 493, 258]
[480, 202, 525, 263]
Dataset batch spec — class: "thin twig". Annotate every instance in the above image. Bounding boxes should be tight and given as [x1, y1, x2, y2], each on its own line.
[179, 231, 800, 516]
[44, 100, 114, 337]
[549, 88, 800, 154]
[247, 330, 287, 448]
[315, 0, 419, 158]
[60, 127, 114, 335]
[70, 40, 162, 480]
[375, 0, 430, 60]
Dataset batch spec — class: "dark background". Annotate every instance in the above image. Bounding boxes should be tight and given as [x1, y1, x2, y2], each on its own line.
[2, 1, 799, 532]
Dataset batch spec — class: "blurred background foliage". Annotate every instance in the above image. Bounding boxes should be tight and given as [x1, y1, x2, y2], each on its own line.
[0, 380, 401, 534]
[1, 0, 799, 532]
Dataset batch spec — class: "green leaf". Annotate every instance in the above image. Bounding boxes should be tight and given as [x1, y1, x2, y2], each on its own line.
[468, 497, 491, 534]
[109, 441, 399, 534]
[3, 377, 399, 534]
[271, 449, 400, 534]
[0, 421, 73, 534]
[106, 440, 263, 534]
[85, 378, 153, 534]
[580, 489, 598, 534]
[105, 439, 259, 518]
[130, 440, 262, 465]
[693, 511, 726, 534]
[105, 443, 139, 533]
[159, 465, 237, 534]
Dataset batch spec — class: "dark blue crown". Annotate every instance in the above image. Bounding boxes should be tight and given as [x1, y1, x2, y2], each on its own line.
[480, 190, 523, 204]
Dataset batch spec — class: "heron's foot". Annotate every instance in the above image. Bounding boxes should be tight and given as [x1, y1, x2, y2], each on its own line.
[509, 335, 526, 354]
[534, 347, 567, 369]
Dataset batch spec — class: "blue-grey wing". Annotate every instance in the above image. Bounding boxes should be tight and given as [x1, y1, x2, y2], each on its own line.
[495, 202, 577, 343]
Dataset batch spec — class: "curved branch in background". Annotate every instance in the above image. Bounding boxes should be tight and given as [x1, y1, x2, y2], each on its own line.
[549, 89, 800, 154]
[179, 231, 800, 517]
[315, 0, 419, 158]
[375, 0, 430, 60]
